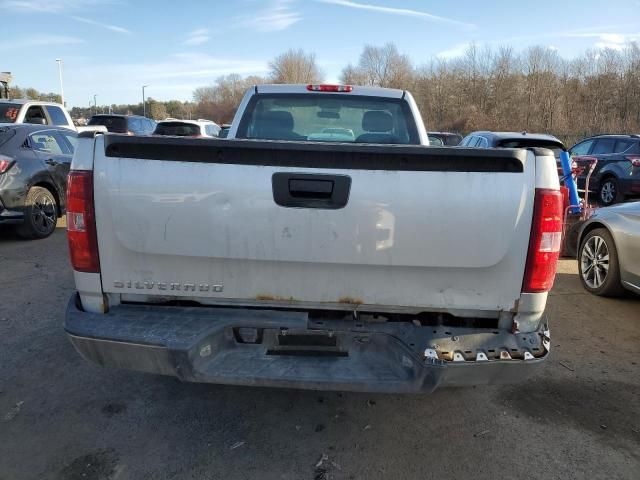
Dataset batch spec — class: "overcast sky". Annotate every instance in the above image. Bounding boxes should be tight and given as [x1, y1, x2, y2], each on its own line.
[3, 0, 640, 107]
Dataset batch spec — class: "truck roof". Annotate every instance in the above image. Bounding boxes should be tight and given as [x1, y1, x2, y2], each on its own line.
[254, 84, 406, 99]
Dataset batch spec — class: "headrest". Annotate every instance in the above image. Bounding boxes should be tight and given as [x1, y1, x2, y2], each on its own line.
[362, 110, 393, 132]
[261, 110, 294, 131]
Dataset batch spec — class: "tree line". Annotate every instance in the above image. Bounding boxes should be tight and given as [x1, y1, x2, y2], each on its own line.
[8, 43, 640, 144]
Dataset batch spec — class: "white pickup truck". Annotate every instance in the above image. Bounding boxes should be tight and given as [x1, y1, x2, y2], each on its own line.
[64, 84, 561, 393]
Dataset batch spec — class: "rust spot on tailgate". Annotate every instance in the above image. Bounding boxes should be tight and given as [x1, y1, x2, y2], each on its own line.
[337, 296, 363, 305]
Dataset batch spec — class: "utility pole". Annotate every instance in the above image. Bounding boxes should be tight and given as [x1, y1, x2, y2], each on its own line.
[55, 59, 64, 107]
[94, 94, 97, 115]
[142, 85, 149, 117]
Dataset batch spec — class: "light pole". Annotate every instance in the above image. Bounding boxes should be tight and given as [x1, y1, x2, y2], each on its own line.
[55, 59, 64, 107]
[93, 94, 97, 115]
[142, 85, 149, 117]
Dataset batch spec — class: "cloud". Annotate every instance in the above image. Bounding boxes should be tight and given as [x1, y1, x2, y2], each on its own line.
[317, 0, 475, 29]
[436, 42, 473, 59]
[0, 0, 114, 12]
[183, 28, 210, 46]
[0, 34, 84, 50]
[560, 31, 640, 50]
[69, 15, 130, 34]
[235, 0, 301, 32]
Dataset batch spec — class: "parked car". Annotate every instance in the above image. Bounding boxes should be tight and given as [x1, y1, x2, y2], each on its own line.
[87, 114, 156, 135]
[568, 134, 640, 206]
[154, 118, 220, 138]
[0, 99, 75, 130]
[427, 131, 462, 146]
[64, 84, 560, 393]
[460, 131, 565, 154]
[0, 124, 77, 238]
[577, 202, 640, 296]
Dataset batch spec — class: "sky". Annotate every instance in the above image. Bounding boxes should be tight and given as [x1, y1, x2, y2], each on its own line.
[3, 0, 640, 108]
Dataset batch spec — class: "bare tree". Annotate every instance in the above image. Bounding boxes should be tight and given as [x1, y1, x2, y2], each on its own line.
[268, 49, 323, 84]
[343, 43, 414, 88]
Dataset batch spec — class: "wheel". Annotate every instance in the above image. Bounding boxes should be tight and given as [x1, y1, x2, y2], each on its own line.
[16, 186, 58, 239]
[578, 228, 625, 296]
[598, 177, 620, 206]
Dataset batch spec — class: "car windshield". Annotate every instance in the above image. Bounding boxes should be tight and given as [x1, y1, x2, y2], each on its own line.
[0, 103, 20, 123]
[154, 122, 201, 137]
[88, 116, 127, 133]
[237, 94, 418, 144]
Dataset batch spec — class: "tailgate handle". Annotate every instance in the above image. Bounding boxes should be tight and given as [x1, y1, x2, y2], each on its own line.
[272, 173, 351, 209]
[289, 179, 333, 198]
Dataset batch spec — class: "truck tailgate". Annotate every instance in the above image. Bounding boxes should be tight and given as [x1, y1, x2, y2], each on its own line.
[93, 136, 534, 315]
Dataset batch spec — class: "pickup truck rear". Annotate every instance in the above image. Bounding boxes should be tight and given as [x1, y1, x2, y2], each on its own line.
[64, 85, 561, 393]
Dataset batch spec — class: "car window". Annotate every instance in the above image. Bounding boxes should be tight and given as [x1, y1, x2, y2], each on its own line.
[59, 131, 78, 153]
[144, 119, 155, 134]
[154, 122, 201, 136]
[25, 106, 47, 124]
[30, 130, 69, 155]
[427, 135, 444, 146]
[205, 124, 220, 136]
[45, 106, 70, 126]
[570, 139, 594, 156]
[88, 116, 127, 133]
[237, 94, 419, 144]
[128, 117, 143, 134]
[613, 139, 633, 153]
[0, 103, 20, 123]
[591, 138, 616, 154]
[476, 136, 489, 148]
[460, 135, 474, 146]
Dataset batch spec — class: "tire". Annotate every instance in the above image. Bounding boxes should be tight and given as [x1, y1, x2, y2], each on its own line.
[578, 228, 625, 296]
[598, 177, 620, 207]
[16, 186, 58, 239]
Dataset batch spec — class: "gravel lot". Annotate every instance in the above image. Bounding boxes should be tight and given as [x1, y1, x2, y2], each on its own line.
[0, 223, 638, 480]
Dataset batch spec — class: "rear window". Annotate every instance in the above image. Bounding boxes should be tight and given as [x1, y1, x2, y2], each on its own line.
[236, 94, 419, 144]
[0, 103, 20, 123]
[88, 116, 127, 133]
[45, 106, 70, 126]
[154, 122, 201, 137]
[591, 138, 616, 154]
[498, 139, 564, 158]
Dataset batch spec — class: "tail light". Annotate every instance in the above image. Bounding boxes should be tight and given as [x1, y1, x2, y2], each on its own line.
[522, 188, 563, 293]
[626, 155, 640, 167]
[0, 155, 14, 174]
[307, 84, 353, 92]
[66, 170, 100, 273]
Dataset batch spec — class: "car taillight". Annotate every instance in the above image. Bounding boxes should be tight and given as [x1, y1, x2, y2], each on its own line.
[307, 84, 353, 92]
[66, 170, 100, 273]
[522, 188, 563, 293]
[626, 155, 640, 167]
[0, 155, 14, 174]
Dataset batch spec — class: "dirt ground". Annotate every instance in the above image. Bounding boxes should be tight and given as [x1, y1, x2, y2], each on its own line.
[0, 223, 638, 480]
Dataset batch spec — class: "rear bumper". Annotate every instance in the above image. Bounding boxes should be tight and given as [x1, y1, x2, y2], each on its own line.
[65, 295, 550, 393]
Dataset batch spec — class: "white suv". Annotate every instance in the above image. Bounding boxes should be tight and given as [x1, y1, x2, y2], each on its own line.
[153, 118, 221, 138]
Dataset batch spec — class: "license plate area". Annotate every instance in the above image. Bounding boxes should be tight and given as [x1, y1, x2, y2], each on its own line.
[267, 330, 347, 357]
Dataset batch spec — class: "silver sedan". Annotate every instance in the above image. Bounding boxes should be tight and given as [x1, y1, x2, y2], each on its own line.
[577, 202, 640, 296]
